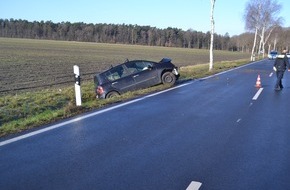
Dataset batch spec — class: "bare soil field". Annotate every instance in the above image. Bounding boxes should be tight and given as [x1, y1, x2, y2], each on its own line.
[0, 38, 251, 94]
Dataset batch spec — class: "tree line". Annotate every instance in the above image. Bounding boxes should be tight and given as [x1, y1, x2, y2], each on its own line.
[0, 18, 235, 50]
[1, 18, 289, 55]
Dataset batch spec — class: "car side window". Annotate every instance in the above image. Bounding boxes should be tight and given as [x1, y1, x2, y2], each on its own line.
[135, 62, 146, 71]
[142, 61, 153, 70]
[125, 61, 153, 73]
[105, 65, 128, 81]
[125, 61, 138, 74]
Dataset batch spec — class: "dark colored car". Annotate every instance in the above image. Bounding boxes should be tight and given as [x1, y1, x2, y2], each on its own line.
[94, 58, 180, 99]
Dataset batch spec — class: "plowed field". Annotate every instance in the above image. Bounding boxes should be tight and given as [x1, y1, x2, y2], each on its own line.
[0, 38, 250, 94]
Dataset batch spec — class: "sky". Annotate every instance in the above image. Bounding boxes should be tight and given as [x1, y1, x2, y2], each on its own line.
[1, 0, 290, 36]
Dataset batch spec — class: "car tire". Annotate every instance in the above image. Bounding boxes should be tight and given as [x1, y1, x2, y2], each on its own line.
[162, 72, 176, 86]
[106, 91, 119, 98]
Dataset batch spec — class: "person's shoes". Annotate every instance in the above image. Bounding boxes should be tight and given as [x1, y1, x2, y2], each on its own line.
[280, 85, 284, 89]
[275, 87, 281, 91]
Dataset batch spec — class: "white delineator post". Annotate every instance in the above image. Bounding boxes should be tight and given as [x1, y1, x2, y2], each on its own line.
[73, 65, 82, 106]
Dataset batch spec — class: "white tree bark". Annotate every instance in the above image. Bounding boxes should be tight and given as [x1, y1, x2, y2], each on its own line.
[273, 36, 277, 50]
[209, 0, 216, 71]
[244, 0, 282, 60]
[257, 26, 265, 58]
[263, 26, 276, 54]
[251, 28, 258, 61]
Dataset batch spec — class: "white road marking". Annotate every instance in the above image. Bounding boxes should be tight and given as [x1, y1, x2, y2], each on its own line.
[252, 88, 264, 100]
[269, 72, 273, 77]
[0, 82, 192, 147]
[0, 61, 265, 147]
[186, 181, 202, 190]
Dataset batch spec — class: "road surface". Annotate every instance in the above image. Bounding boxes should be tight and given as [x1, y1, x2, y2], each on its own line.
[1, 59, 290, 190]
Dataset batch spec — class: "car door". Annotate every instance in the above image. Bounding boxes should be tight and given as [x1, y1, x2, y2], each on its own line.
[105, 64, 136, 93]
[125, 61, 159, 89]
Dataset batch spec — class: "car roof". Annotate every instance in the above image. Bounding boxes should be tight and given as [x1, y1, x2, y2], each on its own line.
[159, 58, 172, 63]
[97, 57, 172, 74]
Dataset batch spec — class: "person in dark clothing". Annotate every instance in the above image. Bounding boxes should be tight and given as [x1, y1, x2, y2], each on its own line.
[273, 49, 290, 90]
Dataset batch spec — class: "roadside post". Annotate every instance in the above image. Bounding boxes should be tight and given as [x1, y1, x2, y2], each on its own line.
[73, 65, 82, 106]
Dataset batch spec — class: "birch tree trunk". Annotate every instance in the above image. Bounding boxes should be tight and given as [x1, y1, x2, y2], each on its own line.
[260, 27, 265, 58]
[251, 28, 258, 61]
[264, 27, 276, 55]
[209, 0, 216, 71]
[244, 0, 282, 61]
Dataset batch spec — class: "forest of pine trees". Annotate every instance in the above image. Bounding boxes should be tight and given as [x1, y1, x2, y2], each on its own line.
[1, 18, 290, 53]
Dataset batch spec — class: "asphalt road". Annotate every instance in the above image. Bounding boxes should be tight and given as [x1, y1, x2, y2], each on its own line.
[1, 59, 290, 190]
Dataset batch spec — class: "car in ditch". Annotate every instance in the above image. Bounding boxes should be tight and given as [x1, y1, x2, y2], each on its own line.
[94, 58, 180, 99]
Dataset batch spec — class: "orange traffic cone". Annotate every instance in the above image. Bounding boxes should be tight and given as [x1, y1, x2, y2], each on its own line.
[255, 74, 262, 88]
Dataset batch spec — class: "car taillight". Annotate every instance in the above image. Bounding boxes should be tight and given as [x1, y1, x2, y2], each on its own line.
[96, 86, 104, 95]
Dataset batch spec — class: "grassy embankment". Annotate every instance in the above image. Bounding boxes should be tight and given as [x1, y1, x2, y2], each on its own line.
[0, 38, 251, 137]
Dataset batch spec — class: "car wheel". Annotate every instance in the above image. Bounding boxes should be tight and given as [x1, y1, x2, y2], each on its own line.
[162, 72, 176, 86]
[106, 91, 119, 98]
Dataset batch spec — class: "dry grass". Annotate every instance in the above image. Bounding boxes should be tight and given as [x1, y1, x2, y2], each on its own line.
[0, 38, 251, 137]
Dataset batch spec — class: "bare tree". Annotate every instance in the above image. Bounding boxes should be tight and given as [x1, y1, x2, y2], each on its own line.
[244, 0, 282, 60]
[263, 24, 281, 53]
[267, 31, 279, 53]
[244, 1, 262, 61]
[231, 32, 254, 53]
[258, 0, 282, 57]
[209, 0, 216, 71]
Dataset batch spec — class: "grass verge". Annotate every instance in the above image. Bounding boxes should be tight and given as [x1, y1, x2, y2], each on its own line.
[0, 59, 250, 137]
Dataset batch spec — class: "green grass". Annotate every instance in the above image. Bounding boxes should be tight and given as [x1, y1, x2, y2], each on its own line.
[180, 59, 249, 79]
[0, 59, 251, 137]
[0, 38, 252, 137]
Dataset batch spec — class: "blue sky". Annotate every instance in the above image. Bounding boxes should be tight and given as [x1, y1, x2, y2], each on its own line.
[1, 0, 290, 36]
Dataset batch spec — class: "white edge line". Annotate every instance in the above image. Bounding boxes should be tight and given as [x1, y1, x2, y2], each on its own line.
[0, 61, 260, 147]
[0, 82, 192, 147]
[186, 181, 202, 190]
[252, 88, 264, 100]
